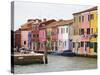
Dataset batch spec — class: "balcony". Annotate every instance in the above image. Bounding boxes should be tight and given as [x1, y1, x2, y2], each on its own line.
[90, 33, 97, 38]
[32, 30, 39, 34]
[32, 38, 39, 42]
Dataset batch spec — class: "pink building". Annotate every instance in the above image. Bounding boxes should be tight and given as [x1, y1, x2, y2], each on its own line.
[21, 31, 30, 48]
[39, 27, 46, 51]
[20, 20, 33, 49]
[39, 29, 46, 42]
[80, 12, 90, 55]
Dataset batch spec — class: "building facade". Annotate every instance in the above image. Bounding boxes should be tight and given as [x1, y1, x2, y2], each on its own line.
[32, 19, 41, 51]
[72, 13, 81, 54]
[15, 28, 21, 48]
[73, 6, 97, 55]
[39, 23, 46, 51]
[39, 19, 56, 52]
[46, 21, 58, 51]
[89, 7, 97, 55]
[21, 20, 33, 49]
[57, 20, 73, 52]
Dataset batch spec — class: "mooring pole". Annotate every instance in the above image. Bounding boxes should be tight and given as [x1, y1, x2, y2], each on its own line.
[44, 42, 48, 64]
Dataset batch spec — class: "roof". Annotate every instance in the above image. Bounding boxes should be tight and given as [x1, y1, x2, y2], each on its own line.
[46, 19, 73, 28]
[40, 19, 56, 25]
[21, 21, 34, 30]
[20, 19, 73, 30]
[39, 19, 56, 29]
[73, 6, 97, 15]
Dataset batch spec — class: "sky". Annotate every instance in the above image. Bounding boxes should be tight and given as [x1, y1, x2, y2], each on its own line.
[14, 1, 94, 31]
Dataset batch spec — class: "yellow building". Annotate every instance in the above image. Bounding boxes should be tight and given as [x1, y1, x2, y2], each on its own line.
[89, 6, 97, 55]
[73, 14, 81, 54]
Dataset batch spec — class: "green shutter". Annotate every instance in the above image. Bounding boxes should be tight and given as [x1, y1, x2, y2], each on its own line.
[89, 42, 93, 48]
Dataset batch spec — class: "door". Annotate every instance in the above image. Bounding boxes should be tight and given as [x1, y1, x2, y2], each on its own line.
[94, 42, 97, 53]
[75, 42, 78, 54]
[84, 42, 87, 55]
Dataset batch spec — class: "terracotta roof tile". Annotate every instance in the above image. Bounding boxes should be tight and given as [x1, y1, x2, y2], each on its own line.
[21, 21, 34, 30]
[46, 19, 73, 28]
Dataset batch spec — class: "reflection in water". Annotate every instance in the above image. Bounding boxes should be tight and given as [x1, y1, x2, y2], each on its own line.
[14, 55, 97, 74]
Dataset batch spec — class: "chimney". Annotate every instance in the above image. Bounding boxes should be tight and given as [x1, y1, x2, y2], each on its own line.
[43, 18, 47, 22]
[35, 19, 40, 23]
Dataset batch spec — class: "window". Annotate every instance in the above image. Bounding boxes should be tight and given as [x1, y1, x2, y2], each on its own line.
[24, 41, 26, 45]
[78, 42, 80, 48]
[91, 28, 93, 34]
[61, 28, 65, 34]
[63, 28, 65, 33]
[73, 42, 75, 48]
[59, 40, 61, 46]
[88, 15, 90, 21]
[82, 16, 84, 22]
[33, 34, 35, 37]
[89, 42, 93, 48]
[61, 28, 63, 34]
[47, 31, 51, 36]
[90, 14, 94, 20]
[79, 29, 81, 35]
[52, 31, 54, 35]
[65, 41, 66, 46]
[81, 29, 84, 35]
[33, 25, 35, 30]
[81, 42, 84, 47]
[66, 28, 68, 33]
[87, 28, 90, 34]
[73, 29, 75, 35]
[74, 17, 76, 23]
[37, 34, 39, 37]
[94, 42, 97, 52]
[86, 42, 90, 47]
[57, 28, 59, 34]
[79, 16, 81, 22]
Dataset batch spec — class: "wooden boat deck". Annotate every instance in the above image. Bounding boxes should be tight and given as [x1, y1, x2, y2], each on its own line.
[12, 53, 44, 65]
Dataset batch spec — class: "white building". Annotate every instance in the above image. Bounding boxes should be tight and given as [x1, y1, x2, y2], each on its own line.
[57, 20, 73, 52]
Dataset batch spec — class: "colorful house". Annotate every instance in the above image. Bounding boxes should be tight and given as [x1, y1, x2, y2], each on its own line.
[73, 6, 97, 55]
[32, 19, 41, 51]
[72, 13, 81, 54]
[89, 7, 97, 55]
[21, 20, 33, 49]
[46, 21, 58, 51]
[57, 20, 73, 53]
[46, 28, 52, 51]
[39, 19, 56, 51]
[15, 28, 21, 48]
[39, 23, 46, 51]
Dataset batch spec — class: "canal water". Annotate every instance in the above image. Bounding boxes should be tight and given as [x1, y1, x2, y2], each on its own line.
[14, 54, 97, 74]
